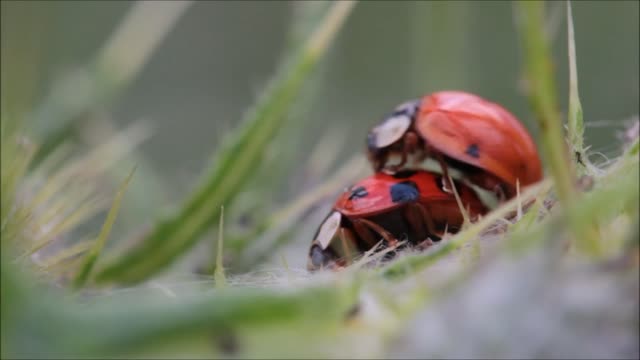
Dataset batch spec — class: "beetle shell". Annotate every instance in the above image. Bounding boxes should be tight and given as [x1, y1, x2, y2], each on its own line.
[307, 170, 488, 271]
[366, 91, 543, 199]
[416, 91, 543, 194]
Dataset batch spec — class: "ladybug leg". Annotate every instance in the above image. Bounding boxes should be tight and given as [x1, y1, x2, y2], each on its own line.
[338, 228, 354, 266]
[354, 218, 399, 248]
[434, 154, 455, 193]
[369, 150, 388, 172]
[414, 202, 443, 241]
[404, 131, 420, 156]
[404, 204, 435, 250]
[351, 219, 380, 250]
[389, 131, 420, 172]
[403, 204, 426, 243]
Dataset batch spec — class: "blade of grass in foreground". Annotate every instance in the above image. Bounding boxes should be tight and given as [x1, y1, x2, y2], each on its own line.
[94, 1, 358, 285]
[514, 1, 576, 205]
[2, 250, 360, 358]
[73, 166, 136, 289]
[214, 207, 227, 288]
[513, 1, 601, 256]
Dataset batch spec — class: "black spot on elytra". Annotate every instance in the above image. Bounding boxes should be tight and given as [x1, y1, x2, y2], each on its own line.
[348, 186, 368, 200]
[465, 144, 480, 158]
[392, 170, 417, 179]
[390, 181, 419, 203]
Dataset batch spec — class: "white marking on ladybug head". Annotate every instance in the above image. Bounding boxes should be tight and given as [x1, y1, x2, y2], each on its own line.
[394, 100, 419, 114]
[315, 211, 342, 250]
[372, 114, 411, 148]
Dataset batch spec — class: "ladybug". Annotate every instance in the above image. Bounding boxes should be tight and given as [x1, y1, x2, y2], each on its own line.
[366, 91, 543, 200]
[307, 169, 488, 271]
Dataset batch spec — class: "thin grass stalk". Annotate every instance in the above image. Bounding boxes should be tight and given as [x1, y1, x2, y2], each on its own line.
[73, 167, 136, 289]
[567, 1, 586, 168]
[214, 206, 227, 288]
[513, 1, 601, 256]
[514, 1, 576, 204]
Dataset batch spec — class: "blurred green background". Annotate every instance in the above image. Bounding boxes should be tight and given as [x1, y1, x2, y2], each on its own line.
[2, 0, 638, 270]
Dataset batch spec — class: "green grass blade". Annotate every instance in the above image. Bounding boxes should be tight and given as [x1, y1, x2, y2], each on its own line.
[94, 1, 358, 285]
[36, 240, 95, 272]
[24, 197, 109, 257]
[514, 1, 576, 205]
[0, 132, 36, 246]
[214, 206, 227, 289]
[73, 166, 136, 289]
[567, 1, 585, 167]
[514, 1, 601, 256]
[625, 137, 639, 158]
[2, 249, 360, 358]
[30, 1, 193, 164]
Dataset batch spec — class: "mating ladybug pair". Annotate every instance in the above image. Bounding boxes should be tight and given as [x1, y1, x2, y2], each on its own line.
[307, 91, 543, 271]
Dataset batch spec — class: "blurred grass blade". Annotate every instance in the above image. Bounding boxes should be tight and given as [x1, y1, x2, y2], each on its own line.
[567, 1, 585, 167]
[80, 118, 170, 227]
[228, 2, 341, 220]
[25, 122, 149, 216]
[0, 130, 37, 244]
[30, 0, 193, 164]
[36, 240, 95, 273]
[73, 166, 136, 289]
[287, 1, 334, 50]
[94, 1, 358, 285]
[2, 245, 360, 358]
[514, 1, 601, 256]
[514, 1, 576, 205]
[214, 206, 227, 289]
[24, 197, 108, 257]
[15, 123, 148, 258]
[625, 137, 639, 158]
[96, 1, 193, 92]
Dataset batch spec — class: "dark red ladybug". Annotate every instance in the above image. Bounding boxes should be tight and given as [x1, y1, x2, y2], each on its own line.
[307, 169, 488, 271]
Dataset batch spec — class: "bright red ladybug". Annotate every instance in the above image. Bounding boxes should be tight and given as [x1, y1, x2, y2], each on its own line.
[366, 91, 543, 200]
[307, 169, 488, 271]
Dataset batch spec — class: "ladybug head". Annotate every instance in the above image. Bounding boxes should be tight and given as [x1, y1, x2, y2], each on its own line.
[307, 211, 342, 271]
[366, 99, 420, 171]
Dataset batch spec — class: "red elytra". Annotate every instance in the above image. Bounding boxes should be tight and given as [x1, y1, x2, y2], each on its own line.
[366, 91, 543, 200]
[307, 170, 488, 271]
